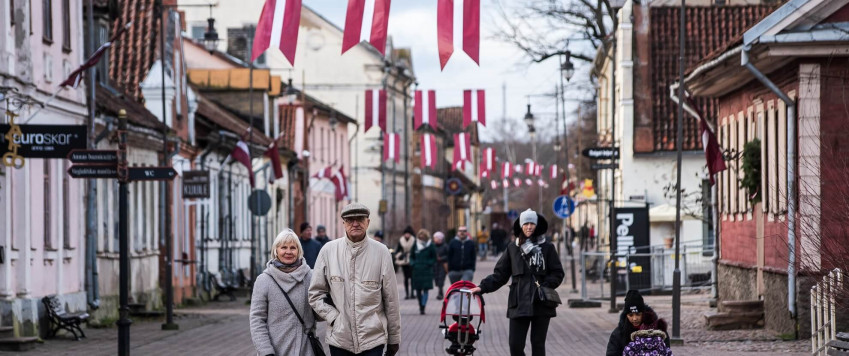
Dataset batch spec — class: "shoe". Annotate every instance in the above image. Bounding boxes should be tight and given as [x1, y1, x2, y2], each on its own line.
[419, 306, 425, 314]
[436, 293, 443, 300]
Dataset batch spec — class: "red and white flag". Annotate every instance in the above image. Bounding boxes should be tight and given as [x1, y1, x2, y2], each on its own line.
[526, 161, 536, 177]
[513, 178, 522, 187]
[514, 163, 523, 175]
[549, 164, 558, 180]
[384, 133, 400, 163]
[414, 90, 437, 129]
[365, 89, 387, 133]
[479, 163, 489, 179]
[685, 95, 727, 185]
[230, 140, 254, 187]
[420, 133, 437, 169]
[312, 165, 334, 179]
[463, 90, 486, 128]
[452, 133, 471, 171]
[342, 0, 391, 55]
[502, 178, 509, 188]
[537, 179, 546, 187]
[482, 147, 495, 174]
[525, 178, 533, 187]
[501, 162, 512, 179]
[330, 166, 350, 201]
[61, 22, 132, 88]
[263, 140, 284, 183]
[436, 0, 480, 69]
[251, 0, 302, 65]
[490, 180, 498, 190]
[535, 164, 542, 177]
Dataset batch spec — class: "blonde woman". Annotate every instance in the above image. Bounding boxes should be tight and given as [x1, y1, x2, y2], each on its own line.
[250, 229, 318, 356]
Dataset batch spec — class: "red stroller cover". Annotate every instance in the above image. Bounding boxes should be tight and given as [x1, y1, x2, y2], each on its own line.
[440, 281, 486, 324]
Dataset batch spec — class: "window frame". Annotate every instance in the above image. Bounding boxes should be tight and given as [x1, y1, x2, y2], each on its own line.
[42, 0, 53, 44]
[61, 0, 70, 51]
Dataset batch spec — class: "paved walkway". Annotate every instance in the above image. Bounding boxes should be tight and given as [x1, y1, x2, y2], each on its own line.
[10, 253, 808, 355]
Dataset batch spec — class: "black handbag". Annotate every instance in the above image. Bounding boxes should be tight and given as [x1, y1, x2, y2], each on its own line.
[519, 254, 562, 308]
[264, 273, 327, 356]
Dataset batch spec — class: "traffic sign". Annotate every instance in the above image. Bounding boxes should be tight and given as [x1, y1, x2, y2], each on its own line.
[591, 163, 619, 170]
[67, 165, 118, 179]
[582, 147, 619, 159]
[247, 190, 272, 216]
[507, 209, 520, 221]
[67, 149, 118, 164]
[128, 166, 177, 181]
[552, 195, 575, 219]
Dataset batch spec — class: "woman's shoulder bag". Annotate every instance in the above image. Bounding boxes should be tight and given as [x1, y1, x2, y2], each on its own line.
[263, 272, 327, 356]
[518, 254, 562, 308]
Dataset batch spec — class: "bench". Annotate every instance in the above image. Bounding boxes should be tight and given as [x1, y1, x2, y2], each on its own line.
[42, 296, 89, 340]
[211, 273, 237, 301]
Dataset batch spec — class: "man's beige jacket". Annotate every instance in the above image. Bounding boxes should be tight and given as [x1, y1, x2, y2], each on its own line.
[309, 236, 401, 353]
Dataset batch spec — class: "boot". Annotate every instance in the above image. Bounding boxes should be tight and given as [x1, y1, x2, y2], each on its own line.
[436, 288, 443, 300]
[419, 304, 425, 315]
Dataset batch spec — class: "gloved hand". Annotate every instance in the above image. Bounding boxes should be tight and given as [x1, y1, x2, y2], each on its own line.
[385, 344, 400, 356]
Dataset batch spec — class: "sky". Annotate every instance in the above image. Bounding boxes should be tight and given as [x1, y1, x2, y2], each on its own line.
[300, 0, 591, 143]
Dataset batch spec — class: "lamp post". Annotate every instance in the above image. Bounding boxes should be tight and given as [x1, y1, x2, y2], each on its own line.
[524, 104, 541, 212]
[559, 51, 578, 292]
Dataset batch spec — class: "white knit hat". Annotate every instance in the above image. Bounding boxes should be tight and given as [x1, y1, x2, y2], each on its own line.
[519, 209, 538, 226]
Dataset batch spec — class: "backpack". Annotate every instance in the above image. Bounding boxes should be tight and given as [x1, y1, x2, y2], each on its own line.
[622, 329, 673, 356]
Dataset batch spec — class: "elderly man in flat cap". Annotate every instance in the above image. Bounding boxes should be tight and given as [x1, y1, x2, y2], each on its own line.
[309, 203, 401, 356]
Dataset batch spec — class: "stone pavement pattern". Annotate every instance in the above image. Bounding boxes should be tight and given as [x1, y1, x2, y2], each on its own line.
[8, 256, 808, 355]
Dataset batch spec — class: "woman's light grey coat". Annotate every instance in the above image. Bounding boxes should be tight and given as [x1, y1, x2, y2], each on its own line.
[250, 258, 316, 356]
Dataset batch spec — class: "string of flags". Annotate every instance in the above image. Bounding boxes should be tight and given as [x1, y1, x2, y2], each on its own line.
[312, 165, 350, 201]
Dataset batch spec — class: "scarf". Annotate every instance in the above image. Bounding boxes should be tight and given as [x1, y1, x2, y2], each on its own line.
[272, 258, 303, 273]
[518, 237, 545, 271]
[416, 239, 431, 251]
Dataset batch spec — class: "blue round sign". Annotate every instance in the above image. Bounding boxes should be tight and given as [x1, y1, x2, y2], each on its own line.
[552, 195, 575, 219]
[507, 209, 520, 221]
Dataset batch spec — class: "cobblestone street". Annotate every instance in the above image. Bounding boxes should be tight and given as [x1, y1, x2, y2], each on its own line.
[8, 255, 808, 356]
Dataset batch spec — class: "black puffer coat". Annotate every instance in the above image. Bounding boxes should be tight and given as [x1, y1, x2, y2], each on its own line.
[478, 214, 565, 319]
[606, 305, 670, 356]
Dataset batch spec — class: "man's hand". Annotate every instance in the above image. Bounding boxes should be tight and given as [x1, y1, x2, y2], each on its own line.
[385, 344, 400, 356]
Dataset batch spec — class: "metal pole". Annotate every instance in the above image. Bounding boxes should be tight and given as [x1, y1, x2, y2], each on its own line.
[381, 65, 388, 237]
[157, 1, 177, 330]
[84, 0, 101, 310]
[116, 110, 131, 356]
[672, 0, 686, 340]
[404, 82, 411, 226]
[248, 42, 258, 282]
[609, 36, 619, 314]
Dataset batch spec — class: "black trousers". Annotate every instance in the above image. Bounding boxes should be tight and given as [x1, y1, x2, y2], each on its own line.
[508, 316, 551, 356]
[401, 265, 413, 295]
[329, 345, 384, 356]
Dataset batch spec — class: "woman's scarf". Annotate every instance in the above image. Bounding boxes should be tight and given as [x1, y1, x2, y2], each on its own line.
[272, 258, 303, 273]
[416, 239, 431, 251]
[519, 237, 545, 271]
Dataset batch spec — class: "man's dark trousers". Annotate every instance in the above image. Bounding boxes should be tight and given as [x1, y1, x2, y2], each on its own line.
[329, 345, 384, 356]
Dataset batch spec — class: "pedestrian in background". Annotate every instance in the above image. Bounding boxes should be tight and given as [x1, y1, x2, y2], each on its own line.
[432, 231, 449, 300]
[491, 223, 508, 255]
[476, 226, 490, 261]
[299, 222, 322, 269]
[606, 290, 670, 356]
[470, 209, 565, 356]
[372, 230, 384, 244]
[410, 229, 436, 314]
[250, 229, 317, 356]
[446, 226, 476, 284]
[315, 225, 331, 247]
[309, 203, 401, 356]
[395, 226, 416, 300]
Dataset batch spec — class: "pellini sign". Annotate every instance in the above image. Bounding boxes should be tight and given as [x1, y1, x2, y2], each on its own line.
[1, 124, 87, 158]
[614, 206, 650, 291]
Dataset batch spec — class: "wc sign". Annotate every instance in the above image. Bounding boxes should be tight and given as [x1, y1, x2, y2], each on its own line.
[613, 206, 650, 291]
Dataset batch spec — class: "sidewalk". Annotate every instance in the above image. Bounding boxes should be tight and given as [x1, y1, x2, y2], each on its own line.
[10, 252, 808, 355]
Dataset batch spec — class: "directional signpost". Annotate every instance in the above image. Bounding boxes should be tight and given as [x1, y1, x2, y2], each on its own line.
[582, 146, 619, 159]
[68, 165, 119, 179]
[591, 162, 619, 170]
[128, 166, 177, 181]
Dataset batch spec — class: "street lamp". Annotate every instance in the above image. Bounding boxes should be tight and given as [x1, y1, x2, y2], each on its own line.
[329, 109, 338, 131]
[202, 17, 219, 54]
[561, 51, 575, 82]
[524, 104, 541, 212]
[523, 103, 534, 127]
[284, 78, 298, 105]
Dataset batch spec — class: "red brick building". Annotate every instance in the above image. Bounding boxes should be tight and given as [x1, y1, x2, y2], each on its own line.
[684, 0, 849, 336]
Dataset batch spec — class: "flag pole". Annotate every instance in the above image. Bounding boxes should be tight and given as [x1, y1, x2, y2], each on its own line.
[21, 87, 64, 124]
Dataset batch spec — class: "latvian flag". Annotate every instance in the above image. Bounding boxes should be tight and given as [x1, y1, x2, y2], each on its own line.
[463, 90, 486, 128]
[384, 133, 400, 163]
[420, 133, 437, 169]
[513, 178, 522, 187]
[330, 166, 350, 201]
[251, 0, 302, 65]
[365, 89, 387, 132]
[436, 0, 480, 69]
[415, 90, 437, 129]
[312, 165, 334, 179]
[230, 140, 255, 187]
[549, 164, 558, 180]
[452, 133, 471, 171]
[501, 162, 512, 179]
[60, 22, 132, 88]
[526, 161, 536, 177]
[482, 147, 495, 174]
[263, 140, 284, 183]
[342, 0, 391, 56]
[490, 180, 498, 190]
[514, 163, 523, 175]
[535, 164, 542, 177]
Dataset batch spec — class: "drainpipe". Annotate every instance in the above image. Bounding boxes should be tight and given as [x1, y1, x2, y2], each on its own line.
[741, 47, 797, 318]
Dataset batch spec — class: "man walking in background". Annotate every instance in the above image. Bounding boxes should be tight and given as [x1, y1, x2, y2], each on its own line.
[299, 222, 321, 268]
[315, 225, 331, 247]
[447, 226, 476, 283]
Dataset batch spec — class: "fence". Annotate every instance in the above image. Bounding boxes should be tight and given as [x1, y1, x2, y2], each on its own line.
[811, 268, 843, 356]
[579, 243, 715, 301]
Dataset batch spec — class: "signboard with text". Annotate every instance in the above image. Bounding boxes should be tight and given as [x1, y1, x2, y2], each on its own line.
[582, 147, 619, 160]
[613, 206, 651, 292]
[1, 124, 87, 158]
[182, 170, 210, 199]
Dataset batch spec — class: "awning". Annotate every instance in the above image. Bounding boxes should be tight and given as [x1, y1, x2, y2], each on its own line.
[649, 204, 700, 222]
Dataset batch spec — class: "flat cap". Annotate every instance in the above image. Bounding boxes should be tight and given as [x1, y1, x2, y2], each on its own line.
[340, 202, 370, 219]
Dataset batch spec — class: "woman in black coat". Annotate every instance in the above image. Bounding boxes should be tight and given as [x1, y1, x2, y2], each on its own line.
[470, 209, 565, 356]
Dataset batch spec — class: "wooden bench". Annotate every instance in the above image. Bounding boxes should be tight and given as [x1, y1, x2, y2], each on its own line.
[42, 296, 89, 340]
[211, 273, 237, 301]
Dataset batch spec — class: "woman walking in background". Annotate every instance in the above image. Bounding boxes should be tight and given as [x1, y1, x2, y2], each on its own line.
[470, 209, 564, 356]
[395, 226, 416, 299]
[432, 231, 449, 299]
[410, 229, 436, 314]
[250, 229, 317, 356]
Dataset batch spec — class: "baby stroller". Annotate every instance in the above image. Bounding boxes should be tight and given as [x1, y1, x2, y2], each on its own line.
[439, 281, 486, 355]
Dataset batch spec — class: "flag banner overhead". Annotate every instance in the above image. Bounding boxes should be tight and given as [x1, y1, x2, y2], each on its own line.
[383, 133, 400, 163]
[463, 90, 486, 128]
[312, 165, 334, 179]
[684, 94, 727, 185]
[365, 89, 387, 133]
[549, 164, 558, 179]
[343, 0, 392, 55]
[501, 161, 512, 179]
[61, 22, 132, 88]
[263, 140, 284, 183]
[251, 0, 302, 65]
[330, 166, 350, 201]
[414, 90, 438, 129]
[436, 0, 480, 69]
[513, 178, 522, 187]
[452, 132, 471, 170]
[421, 133, 438, 169]
[482, 147, 495, 173]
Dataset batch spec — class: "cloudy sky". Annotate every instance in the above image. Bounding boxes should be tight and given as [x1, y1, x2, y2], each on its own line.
[301, 0, 589, 143]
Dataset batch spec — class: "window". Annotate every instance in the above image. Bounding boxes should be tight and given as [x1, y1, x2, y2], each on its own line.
[10, 0, 14, 26]
[96, 21, 110, 85]
[767, 101, 777, 214]
[42, 0, 52, 43]
[191, 25, 205, 41]
[44, 160, 52, 249]
[61, 0, 70, 50]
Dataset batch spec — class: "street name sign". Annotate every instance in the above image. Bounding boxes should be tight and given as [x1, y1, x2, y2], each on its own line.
[182, 170, 210, 199]
[67, 165, 118, 179]
[591, 163, 619, 170]
[582, 147, 619, 159]
[67, 149, 118, 164]
[128, 167, 177, 181]
[1, 124, 87, 158]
